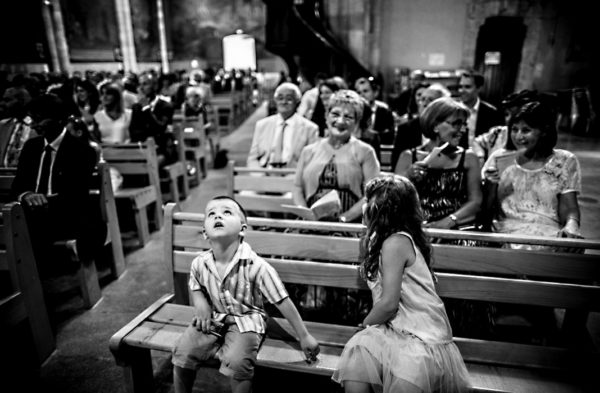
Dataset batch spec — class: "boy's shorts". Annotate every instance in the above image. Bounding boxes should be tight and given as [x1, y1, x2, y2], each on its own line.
[172, 320, 264, 380]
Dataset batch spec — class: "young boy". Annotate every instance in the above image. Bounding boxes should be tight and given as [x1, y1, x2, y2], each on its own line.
[172, 196, 320, 393]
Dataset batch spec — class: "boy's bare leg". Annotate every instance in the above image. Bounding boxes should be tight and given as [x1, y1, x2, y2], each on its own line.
[231, 378, 252, 393]
[173, 366, 196, 393]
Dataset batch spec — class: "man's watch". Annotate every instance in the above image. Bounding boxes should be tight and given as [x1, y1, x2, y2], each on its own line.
[340, 216, 347, 223]
[449, 214, 459, 227]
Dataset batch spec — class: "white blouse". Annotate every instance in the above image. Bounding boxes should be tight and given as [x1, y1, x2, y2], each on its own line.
[94, 109, 131, 144]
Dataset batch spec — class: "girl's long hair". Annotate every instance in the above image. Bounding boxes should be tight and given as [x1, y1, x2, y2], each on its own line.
[360, 175, 432, 281]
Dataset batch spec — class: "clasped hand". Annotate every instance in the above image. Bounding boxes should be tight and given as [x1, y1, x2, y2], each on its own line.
[22, 192, 49, 208]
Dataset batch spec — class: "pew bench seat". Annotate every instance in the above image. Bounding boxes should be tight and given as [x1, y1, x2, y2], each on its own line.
[110, 295, 588, 393]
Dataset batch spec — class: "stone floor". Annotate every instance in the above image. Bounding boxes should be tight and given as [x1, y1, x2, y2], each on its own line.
[9, 101, 600, 392]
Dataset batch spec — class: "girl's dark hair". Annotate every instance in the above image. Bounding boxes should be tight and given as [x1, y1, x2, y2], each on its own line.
[360, 175, 432, 281]
[508, 101, 557, 157]
[74, 79, 100, 113]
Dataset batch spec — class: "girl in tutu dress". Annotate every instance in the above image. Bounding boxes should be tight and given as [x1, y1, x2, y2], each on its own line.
[332, 175, 471, 392]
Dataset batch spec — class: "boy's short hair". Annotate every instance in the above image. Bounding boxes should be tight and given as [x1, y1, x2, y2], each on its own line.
[209, 196, 248, 223]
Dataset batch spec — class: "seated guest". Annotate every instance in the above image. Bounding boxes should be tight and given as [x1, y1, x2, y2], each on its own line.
[473, 89, 538, 165]
[94, 82, 131, 144]
[73, 79, 101, 132]
[482, 101, 582, 248]
[293, 90, 380, 223]
[391, 83, 450, 170]
[354, 76, 395, 145]
[311, 78, 345, 137]
[297, 72, 328, 119]
[395, 97, 482, 229]
[458, 71, 504, 149]
[354, 97, 381, 162]
[0, 86, 37, 167]
[247, 82, 318, 169]
[181, 86, 208, 123]
[121, 73, 139, 109]
[390, 69, 426, 119]
[129, 73, 176, 165]
[10, 94, 105, 271]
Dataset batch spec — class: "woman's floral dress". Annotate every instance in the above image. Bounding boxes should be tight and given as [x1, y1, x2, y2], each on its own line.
[495, 149, 582, 249]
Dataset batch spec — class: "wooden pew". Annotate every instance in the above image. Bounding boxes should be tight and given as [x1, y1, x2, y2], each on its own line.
[210, 92, 236, 135]
[225, 160, 296, 214]
[102, 139, 163, 246]
[0, 163, 125, 308]
[0, 202, 55, 364]
[110, 206, 600, 393]
[172, 115, 210, 186]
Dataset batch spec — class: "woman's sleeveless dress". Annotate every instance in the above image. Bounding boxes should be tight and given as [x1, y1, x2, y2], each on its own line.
[307, 156, 359, 218]
[332, 232, 470, 392]
[409, 148, 468, 223]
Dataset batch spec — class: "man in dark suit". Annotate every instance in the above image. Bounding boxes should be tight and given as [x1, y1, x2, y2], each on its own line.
[355, 77, 395, 145]
[458, 71, 504, 149]
[11, 94, 101, 270]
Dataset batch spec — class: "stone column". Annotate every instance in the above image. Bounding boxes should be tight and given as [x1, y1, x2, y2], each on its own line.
[156, 0, 169, 73]
[114, 0, 138, 73]
[49, 0, 71, 73]
[41, 0, 60, 72]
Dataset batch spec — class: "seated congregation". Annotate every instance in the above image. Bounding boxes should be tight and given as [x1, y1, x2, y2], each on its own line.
[109, 71, 598, 393]
[0, 67, 251, 335]
[1, 67, 596, 392]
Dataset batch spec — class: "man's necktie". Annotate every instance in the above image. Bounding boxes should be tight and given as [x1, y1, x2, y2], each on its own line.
[271, 121, 287, 165]
[36, 145, 54, 195]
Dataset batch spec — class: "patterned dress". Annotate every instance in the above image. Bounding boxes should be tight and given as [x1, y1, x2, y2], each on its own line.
[494, 149, 581, 249]
[307, 156, 359, 219]
[408, 148, 468, 223]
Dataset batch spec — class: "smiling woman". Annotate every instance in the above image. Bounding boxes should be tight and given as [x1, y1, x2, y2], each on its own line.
[483, 101, 583, 249]
[395, 97, 482, 230]
[293, 90, 380, 223]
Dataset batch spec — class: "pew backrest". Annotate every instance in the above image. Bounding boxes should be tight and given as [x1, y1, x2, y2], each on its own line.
[102, 138, 163, 207]
[0, 202, 55, 363]
[225, 160, 296, 214]
[164, 205, 600, 371]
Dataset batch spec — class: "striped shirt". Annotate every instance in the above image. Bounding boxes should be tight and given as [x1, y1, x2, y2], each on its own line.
[189, 241, 289, 333]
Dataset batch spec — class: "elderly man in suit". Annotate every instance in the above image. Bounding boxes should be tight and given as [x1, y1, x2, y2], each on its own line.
[458, 71, 504, 149]
[247, 82, 318, 169]
[11, 94, 103, 272]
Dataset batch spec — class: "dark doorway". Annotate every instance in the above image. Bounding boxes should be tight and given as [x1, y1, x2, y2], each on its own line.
[474, 16, 527, 106]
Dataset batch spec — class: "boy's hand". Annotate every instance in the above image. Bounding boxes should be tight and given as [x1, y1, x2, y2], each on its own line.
[300, 334, 320, 363]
